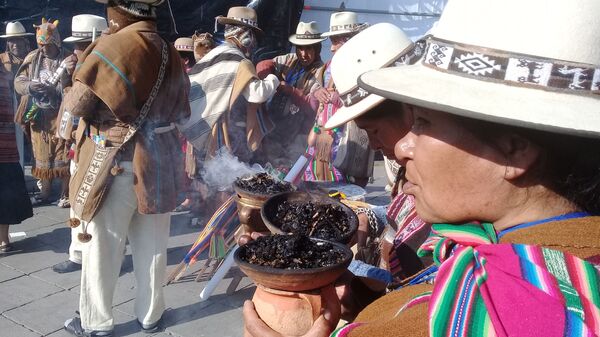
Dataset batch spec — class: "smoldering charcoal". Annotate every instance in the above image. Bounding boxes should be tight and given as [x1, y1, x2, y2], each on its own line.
[239, 234, 346, 269]
[234, 172, 294, 194]
[275, 201, 350, 241]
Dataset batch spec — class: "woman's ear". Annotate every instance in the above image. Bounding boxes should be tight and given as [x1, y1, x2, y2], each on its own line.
[496, 133, 541, 181]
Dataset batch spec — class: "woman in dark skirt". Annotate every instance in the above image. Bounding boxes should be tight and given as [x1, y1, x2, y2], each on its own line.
[0, 70, 33, 252]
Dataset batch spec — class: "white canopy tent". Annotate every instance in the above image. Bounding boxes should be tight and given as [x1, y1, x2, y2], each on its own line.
[301, 0, 447, 60]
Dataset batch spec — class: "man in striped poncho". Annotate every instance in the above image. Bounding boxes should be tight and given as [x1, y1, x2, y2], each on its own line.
[177, 6, 279, 209]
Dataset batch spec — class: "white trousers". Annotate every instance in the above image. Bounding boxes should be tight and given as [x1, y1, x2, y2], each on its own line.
[79, 162, 170, 331]
[69, 161, 83, 264]
[69, 209, 83, 264]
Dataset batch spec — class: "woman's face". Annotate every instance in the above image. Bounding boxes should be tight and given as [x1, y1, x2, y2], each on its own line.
[394, 105, 509, 224]
[355, 101, 412, 159]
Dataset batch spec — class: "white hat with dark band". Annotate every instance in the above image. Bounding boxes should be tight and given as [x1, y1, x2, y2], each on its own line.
[63, 15, 107, 43]
[359, 0, 600, 138]
[0, 21, 34, 39]
[288, 21, 326, 46]
[321, 12, 366, 38]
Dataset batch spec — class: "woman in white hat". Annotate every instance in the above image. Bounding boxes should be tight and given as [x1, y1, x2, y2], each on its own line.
[303, 11, 369, 185]
[0, 21, 32, 76]
[245, 0, 600, 335]
[320, 23, 433, 292]
[255, 21, 326, 169]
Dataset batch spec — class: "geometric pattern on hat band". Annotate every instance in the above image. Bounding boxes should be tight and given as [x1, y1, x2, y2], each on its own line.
[72, 31, 100, 38]
[342, 40, 427, 108]
[175, 44, 193, 51]
[423, 37, 600, 96]
[331, 23, 360, 32]
[229, 17, 258, 29]
[296, 32, 322, 40]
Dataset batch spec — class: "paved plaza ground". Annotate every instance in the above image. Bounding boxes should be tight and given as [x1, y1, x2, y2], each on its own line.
[0, 162, 389, 337]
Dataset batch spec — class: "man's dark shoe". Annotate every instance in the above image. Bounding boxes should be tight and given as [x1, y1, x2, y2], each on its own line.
[53, 260, 82, 274]
[64, 316, 113, 337]
[139, 317, 163, 333]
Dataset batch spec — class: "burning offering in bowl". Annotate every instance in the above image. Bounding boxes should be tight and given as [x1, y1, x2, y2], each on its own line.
[238, 234, 348, 270]
[234, 172, 294, 196]
[261, 191, 358, 244]
[233, 173, 295, 236]
[236, 234, 352, 336]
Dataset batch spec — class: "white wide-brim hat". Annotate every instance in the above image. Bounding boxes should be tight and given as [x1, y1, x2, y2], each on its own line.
[289, 21, 326, 46]
[63, 14, 107, 43]
[0, 21, 34, 38]
[359, 0, 600, 138]
[324, 23, 414, 129]
[321, 11, 365, 38]
[216, 6, 263, 34]
[174, 37, 194, 52]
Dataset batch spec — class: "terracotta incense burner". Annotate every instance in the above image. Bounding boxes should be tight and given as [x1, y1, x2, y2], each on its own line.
[232, 173, 294, 237]
[236, 236, 352, 336]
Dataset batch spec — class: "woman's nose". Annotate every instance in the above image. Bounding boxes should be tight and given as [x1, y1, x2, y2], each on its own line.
[394, 132, 416, 166]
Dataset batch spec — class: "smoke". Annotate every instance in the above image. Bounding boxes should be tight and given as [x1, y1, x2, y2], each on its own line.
[200, 148, 263, 192]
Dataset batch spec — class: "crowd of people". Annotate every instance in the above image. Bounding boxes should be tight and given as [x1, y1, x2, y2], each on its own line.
[1, 0, 600, 336]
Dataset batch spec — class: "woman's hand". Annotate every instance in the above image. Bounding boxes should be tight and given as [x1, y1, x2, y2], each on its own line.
[243, 285, 340, 337]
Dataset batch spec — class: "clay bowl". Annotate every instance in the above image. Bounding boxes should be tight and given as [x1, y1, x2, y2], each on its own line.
[260, 191, 358, 244]
[235, 237, 353, 292]
[233, 174, 295, 204]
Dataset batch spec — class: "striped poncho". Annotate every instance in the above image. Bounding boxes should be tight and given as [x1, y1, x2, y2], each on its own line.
[177, 43, 273, 163]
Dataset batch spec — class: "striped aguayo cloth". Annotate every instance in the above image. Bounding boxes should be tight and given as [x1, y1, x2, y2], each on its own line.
[333, 222, 600, 337]
[177, 43, 245, 151]
[0, 71, 18, 163]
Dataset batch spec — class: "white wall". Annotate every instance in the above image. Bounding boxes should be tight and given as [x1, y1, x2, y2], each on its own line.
[301, 0, 447, 59]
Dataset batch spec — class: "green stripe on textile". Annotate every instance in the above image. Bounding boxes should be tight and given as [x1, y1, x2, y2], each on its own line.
[92, 50, 137, 106]
[584, 262, 600, 307]
[431, 247, 474, 336]
[543, 248, 584, 320]
[470, 293, 490, 337]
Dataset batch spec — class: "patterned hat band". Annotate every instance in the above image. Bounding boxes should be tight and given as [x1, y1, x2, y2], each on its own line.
[342, 41, 426, 107]
[423, 37, 600, 97]
[331, 23, 360, 32]
[175, 45, 193, 51]
[230, 17, 258, 28]
[296, 33, 321, 40]
[72, 31, 101, 38]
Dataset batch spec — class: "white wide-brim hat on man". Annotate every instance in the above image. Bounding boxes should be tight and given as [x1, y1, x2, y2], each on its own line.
[63, 15, 108, 43]
[359, 0, 600, 138]
[321, 11, 365, 38]
[0, 21, 34, 38]
[174, 37, 193, 52]
[324, 23, 414, 129]
[216, 6, 263, 34]
[289, 21, 326, 46]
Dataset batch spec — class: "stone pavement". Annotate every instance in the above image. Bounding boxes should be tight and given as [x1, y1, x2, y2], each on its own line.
[0, 162, 390, 337]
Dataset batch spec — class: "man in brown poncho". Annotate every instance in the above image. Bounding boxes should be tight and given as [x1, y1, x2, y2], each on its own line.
[62, 0, 190, 335]
[14, 19, 71, 205]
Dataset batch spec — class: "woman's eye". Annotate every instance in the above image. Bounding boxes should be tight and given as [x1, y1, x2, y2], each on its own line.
[412, 117, 429, 132]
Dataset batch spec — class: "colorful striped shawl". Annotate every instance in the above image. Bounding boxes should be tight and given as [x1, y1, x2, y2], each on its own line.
[417, 222, 600, 337]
